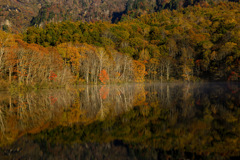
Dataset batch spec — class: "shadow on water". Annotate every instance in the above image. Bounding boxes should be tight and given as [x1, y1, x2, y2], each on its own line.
[0, 82, 239, 159]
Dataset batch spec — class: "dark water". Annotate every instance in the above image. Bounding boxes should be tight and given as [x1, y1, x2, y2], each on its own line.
[0, 82, 239, 159]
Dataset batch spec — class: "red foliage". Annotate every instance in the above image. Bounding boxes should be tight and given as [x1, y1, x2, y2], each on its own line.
[99, 69, 109, 84]
[49, 71, 57, 81]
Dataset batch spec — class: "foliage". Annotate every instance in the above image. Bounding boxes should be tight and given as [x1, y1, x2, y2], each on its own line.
[22, 2, 240, 82]
[1, 0, 236, 32]
[0, 2, 240, 89]
[99, 69, 109, 84]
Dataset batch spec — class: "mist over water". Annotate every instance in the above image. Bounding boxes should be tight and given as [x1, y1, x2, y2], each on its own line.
[0, 82, 239, 159]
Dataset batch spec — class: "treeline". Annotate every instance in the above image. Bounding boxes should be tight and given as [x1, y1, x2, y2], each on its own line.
[0, 2, 239, 89]
[0, 32, 72, 90]
[24, 2, 240, 81]
[29, 0, 238, 26]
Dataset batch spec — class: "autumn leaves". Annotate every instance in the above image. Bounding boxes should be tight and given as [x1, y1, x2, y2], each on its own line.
[1, 2, 240, 88]
[0, 32, 150, 88]
[56, 42, 144, 84]
[0, 32, 71, 89]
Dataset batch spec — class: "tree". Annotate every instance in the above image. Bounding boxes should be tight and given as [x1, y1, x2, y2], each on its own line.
[147, 58, 160, 81]
[133, 60, 147, 82]
[4, 48, 17, 83]
[99, 69, 109, 84]
[0, 31, 14, 77]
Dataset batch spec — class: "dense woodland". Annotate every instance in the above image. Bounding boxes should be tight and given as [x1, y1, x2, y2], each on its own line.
[0, 2, 240, 89]
[1, 0, 239, 32]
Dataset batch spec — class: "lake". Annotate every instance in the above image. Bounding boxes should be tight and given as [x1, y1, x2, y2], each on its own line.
[0, 82, 239, 159]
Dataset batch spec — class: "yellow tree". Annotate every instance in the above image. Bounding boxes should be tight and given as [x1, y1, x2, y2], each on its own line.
[57, 43, 83, 82]
[147, 58, 160, 81]
[5, 47, 17, 83]
[180, 48, 194, 82]
[78, 43, 96, 84]
[0, 31, 15, 78]
[133, 60, 147, 82]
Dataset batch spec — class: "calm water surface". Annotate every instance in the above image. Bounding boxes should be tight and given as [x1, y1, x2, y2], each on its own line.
[0, 82, 239, 159]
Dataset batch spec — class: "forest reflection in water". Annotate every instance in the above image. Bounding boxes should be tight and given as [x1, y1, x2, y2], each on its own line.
[0, 82, 239, 159]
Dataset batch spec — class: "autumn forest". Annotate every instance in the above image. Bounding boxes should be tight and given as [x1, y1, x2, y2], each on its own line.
[0, 1, 240, 159]
[0, 2, 240, 90]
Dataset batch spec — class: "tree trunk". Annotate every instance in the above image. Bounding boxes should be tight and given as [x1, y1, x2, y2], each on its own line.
[166, 66, 169, 81]
[86, 67, 89, 84]
[9, 68, 12, 83]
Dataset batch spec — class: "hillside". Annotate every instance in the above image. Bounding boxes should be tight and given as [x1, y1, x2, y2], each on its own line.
[1, 0, 237, 32]
[22, 2, 240, 82]
[0, 2, 239, 91]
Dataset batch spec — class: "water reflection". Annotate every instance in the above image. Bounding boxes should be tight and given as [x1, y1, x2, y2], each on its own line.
[0, 84, 148, 146]
[0, 83, 239, 159]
